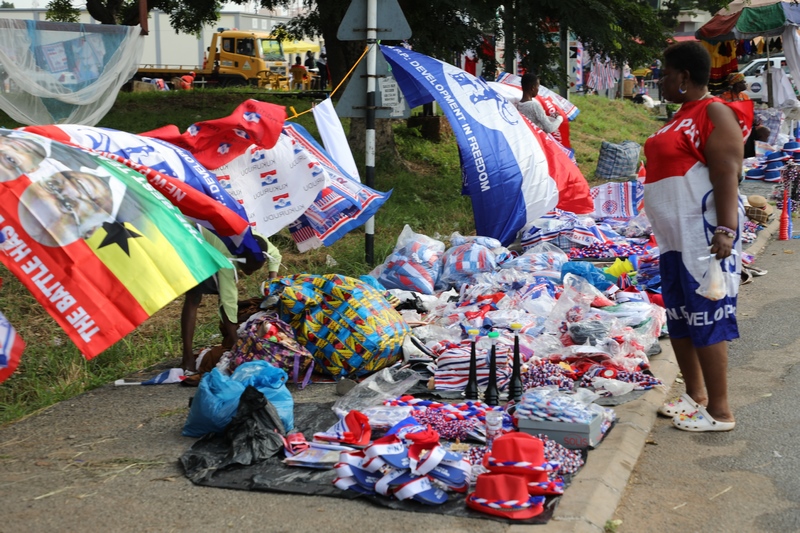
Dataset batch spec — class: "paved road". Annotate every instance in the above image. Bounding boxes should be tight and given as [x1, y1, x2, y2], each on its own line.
[615, 186, 800, 533]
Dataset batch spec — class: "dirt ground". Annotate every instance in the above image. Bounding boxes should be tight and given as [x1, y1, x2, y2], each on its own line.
[0, 364, 507, 533]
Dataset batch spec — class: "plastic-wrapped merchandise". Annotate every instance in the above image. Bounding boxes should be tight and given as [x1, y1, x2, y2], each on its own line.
[527, 333, 565, 360]
[448, 231, 502, 249]
[332, 366, 421, 417]
[371, 225, 446, 295]
[439, 242, 498, 289]
[567, 320, 611, 346]
[501, 242, 568, 277]
[361, 405, 414, 430]
[560, 262, 615, 292]
[515, 387, 600, 424]
[544, 274, 598, 335]
[620, 210, 652, 237]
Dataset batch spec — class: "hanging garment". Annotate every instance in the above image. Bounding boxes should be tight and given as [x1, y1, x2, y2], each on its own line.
[700, 40, 738, 95]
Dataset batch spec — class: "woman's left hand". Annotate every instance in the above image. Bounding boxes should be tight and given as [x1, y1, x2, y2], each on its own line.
[710, 232, 734, 259]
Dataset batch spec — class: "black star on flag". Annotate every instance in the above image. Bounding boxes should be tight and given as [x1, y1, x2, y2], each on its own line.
[97, 221, 142, 256]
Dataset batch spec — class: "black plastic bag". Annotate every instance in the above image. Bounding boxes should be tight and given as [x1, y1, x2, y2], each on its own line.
[181, 385, 286, 483]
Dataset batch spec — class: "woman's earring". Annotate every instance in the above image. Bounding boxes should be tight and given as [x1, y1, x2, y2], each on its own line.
[678, 83, 687, 95]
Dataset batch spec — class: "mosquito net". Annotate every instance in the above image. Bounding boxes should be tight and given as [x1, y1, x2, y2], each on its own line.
[0, 19, 143, 126]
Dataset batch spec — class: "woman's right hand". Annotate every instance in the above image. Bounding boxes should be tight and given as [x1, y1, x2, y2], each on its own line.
[710, 232, 734, 259]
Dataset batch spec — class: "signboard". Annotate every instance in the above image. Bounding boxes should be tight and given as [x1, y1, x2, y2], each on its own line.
[337, 0, 411, 41]
[336, 51, 410, 119]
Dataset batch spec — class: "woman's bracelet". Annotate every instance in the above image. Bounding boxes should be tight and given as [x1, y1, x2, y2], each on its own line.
[714, 226, 736, 239]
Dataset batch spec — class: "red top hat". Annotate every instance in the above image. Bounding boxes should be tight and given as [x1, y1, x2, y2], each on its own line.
[522, 469, 565, 496]
[466, 473, 546, 520]
[482, 433, 559, 474]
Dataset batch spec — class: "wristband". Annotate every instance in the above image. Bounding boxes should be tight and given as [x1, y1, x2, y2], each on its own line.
[714, 226, 736, 239]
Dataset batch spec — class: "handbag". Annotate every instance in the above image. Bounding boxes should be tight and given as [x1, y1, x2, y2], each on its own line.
[230, 312, 315, 389]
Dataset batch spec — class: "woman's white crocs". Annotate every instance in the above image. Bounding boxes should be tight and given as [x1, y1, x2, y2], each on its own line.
[657, 393, 700, 417]
[672, 404, 735, 432]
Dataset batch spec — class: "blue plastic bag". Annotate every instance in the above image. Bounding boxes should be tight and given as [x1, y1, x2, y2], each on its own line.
[231, 361, 294, 431]
[182, 363, 295, 438]
[561, 261, 614, 291]
[182, 368, 246, 437]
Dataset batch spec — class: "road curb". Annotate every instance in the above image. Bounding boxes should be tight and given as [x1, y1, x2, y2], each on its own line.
[538, 219, 778, 532]
[745, 214, 780, 258]
[539, 341, 678, 533]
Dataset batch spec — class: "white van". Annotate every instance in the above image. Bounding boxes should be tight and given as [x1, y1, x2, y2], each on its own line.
[740, 56, 789, 101]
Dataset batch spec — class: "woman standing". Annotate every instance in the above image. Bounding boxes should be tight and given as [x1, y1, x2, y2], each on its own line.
[645, 42, 753, 432]
[720, 72, 750, 102]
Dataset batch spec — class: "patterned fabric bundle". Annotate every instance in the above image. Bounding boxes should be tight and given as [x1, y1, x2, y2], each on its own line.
[267, 274, 410, 378]
[230, 312, 315, 388]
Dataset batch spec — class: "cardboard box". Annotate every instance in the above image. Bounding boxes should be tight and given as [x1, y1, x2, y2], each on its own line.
[516, 413, 603, 449]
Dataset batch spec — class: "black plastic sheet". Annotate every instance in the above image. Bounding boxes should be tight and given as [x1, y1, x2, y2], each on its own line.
[181, 401, 564, 524]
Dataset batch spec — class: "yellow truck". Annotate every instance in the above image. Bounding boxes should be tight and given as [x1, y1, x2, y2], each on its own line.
[135, 29, 286, 88]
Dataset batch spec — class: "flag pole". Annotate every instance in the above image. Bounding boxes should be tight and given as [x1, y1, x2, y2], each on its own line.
[364, 0, 377, 266]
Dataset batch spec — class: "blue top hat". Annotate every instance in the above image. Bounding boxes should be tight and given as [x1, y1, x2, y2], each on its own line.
[765, 169, 782, 181]
[766, 160, 785, 170]
[745, 167, 765, 179]
[766, 151, 791, 163]
[783, 141, 800, 152]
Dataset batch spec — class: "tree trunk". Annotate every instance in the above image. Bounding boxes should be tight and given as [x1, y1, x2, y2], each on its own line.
[348, 118, 399, 160]
[316, 1, 363, 93]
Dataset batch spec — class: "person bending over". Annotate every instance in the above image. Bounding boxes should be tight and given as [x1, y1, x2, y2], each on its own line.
[180, 229, 281, 372]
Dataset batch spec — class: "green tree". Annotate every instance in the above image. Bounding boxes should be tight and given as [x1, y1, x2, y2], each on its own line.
[85, 0, 221, 31]
[46, 0, 81, 23]
[84, 0, 733, 88]
[1, 2, 15, 8]
[504, 0, 733, 87]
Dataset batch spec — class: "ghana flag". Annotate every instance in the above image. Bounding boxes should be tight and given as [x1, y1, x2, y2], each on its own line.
[0, 128, 232, 362]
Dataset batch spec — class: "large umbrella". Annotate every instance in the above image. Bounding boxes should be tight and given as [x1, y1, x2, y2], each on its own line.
[695, 1, 800, 107]
[718, 0, 783, 15]
[695, 1, 800, 42]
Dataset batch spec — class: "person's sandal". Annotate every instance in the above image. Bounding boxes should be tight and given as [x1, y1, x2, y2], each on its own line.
[744, 265, 768, 277]
[672, 404, 735, 432]
[658, 393, 700, 417]
[180, 373, 201, 387]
